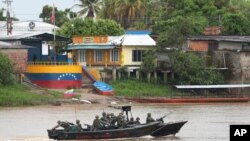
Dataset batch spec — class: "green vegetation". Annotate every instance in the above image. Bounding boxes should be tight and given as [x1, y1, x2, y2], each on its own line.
[0, 84, 62, 107]
[0, 52, 15, 86]
[170, 52, 224, 85]
[110, 80, 175, 97]
[58, 18, 125, 38]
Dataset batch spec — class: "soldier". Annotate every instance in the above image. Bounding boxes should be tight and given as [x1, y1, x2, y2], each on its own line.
[110, 113, 117, 126]
[128, 117, 135, 124]
[135, 117, 141, 124]
[68, 120, 83, 132]
[93, 115, 102, 131]
[100, 112, 108, 122]
[76, 120, 83, 132]
[116, 113, 123, 128]
[52, 120, 71, 131]
[146, 113, 155, 123]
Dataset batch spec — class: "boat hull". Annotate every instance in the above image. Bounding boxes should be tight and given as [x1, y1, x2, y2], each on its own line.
[93, 81, 114, 96]
[150, 121, 188, 137]
[48, 122, 160, 140]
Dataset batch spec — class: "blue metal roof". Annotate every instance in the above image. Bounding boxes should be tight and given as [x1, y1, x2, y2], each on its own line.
[125, 30, 151, 35]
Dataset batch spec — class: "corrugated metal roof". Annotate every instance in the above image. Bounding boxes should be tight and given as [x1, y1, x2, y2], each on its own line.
[122, 34, 156, 46]
[68, 35, 156, 50]
[188, 36, 250, 43]
[175, 84, 250, 89]
[0, 32, 68, 41]
[0, 21, 58, 36]
[0, 41, 33, 49]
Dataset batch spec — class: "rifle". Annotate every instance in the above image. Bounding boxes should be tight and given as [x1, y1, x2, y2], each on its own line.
[156, 112, 172, 123]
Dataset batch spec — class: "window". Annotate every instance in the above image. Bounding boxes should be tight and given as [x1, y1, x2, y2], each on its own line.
[132, 50, 144, 62]
[110, 49, 119, 62]
[95, 50, 103, 62]
[78, 50, 86, 62]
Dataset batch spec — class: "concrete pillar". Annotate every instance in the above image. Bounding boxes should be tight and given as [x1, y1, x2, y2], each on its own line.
[154, 71, 157, 82]
[147, 72, 151, 83]
[127, 71, 130, 79]
[136, 70, 140, 80]
[163, 72, 168, 84]
[118, 71, 121, 80]
[112, 68, 117, 81]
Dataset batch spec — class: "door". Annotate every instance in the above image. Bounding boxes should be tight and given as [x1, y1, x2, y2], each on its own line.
[78, 50, 86, 66]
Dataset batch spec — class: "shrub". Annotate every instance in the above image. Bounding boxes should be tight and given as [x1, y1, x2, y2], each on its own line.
[0, 52, 15, 85]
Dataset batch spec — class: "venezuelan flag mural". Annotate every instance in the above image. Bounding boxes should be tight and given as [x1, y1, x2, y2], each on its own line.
[26, 64, 82, 89]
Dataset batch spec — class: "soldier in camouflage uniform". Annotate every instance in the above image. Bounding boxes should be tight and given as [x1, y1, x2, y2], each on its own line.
[146, 113, 155, 123]
[52, 120, 72, 131]
[93, 115, 102, 131]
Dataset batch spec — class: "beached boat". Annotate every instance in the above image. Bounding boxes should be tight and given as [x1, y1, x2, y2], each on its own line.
[47, 121, 160, 140]
[150, 121, 188, 137]
[93, 81, 114, 95]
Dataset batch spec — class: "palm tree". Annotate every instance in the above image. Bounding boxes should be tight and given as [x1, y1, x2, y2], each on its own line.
[116, 0, 146, 29]
[76, 0, 103, 19]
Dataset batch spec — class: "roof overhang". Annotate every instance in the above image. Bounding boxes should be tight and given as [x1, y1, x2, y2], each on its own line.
[175, 84, 250, 89]
[188, 36, 250, 43]
[68, 44, 116, 50]
[0, 41, 33, 49]
[0, 32, 69, 41]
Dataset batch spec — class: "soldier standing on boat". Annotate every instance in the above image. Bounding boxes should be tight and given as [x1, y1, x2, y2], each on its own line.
[110, 113, 117, 126]
[93, 115, 102, 131]
[146, 113, 155, 123]
[100, 112, 108, 122]
[135, 117, 141, 124]
[76, 120, 83, 132]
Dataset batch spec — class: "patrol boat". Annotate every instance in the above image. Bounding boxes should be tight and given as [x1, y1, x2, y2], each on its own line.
[47, 121, 161, 140]
[47, 106, 187, 140]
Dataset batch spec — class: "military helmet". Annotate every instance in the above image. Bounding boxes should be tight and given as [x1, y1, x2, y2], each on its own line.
[147, 113, 151, 116]
[76, 120, 80, 123]
[57, 120, 61, 124]
[136, 117, 140, 120]
[102, 112, 106, 116]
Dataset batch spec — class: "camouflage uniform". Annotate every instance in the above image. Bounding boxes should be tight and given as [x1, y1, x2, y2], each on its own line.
[146, 113, 155, 123]
[93, 115, 102, 130]
[135, 117, 141, 124]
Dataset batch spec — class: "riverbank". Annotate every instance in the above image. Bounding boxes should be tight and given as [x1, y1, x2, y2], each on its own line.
[0, 84, 62, 106]
[110, 80, 176, 97]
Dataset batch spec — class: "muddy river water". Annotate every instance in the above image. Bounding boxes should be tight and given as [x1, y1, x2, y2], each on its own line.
[0, 103, 250, 141]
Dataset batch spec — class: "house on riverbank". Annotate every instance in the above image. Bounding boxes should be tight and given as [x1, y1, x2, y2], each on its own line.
[68, 34, 156, 69]
[188, 36, 250, 97]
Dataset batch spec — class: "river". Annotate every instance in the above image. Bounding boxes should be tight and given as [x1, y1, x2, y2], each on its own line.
[0, 103, 250, 141]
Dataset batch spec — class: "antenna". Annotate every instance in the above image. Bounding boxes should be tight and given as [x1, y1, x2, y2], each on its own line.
[2, 0, 13, 35]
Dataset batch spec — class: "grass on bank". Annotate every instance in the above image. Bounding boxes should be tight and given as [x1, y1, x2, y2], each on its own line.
[110, 80, 176, 97]
[0, 84, 62, 107]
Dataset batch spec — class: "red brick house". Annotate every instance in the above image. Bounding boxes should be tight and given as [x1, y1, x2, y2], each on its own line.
[0, 41, 32, 76]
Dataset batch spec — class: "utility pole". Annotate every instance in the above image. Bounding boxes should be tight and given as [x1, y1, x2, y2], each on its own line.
[3, 0, 13, 35]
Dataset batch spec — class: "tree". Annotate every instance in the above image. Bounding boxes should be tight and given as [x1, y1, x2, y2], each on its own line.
[170, 51, 223, 85]
[39, 5, 75, 27]
[57, 18, 124, 38]
[0, 52, 15, 85]
[141, 50, 157, 73]
[156, 16, 207, 49]
[76, 0, 103, 19]
[221, 12, 250, 35]
[99, 0, 146, 29]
